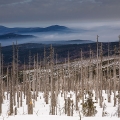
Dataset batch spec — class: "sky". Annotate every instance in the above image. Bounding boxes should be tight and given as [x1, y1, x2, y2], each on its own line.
[0, 0, 120, 42]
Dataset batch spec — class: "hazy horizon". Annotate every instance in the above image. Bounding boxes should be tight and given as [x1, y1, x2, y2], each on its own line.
[0, 0, 120, 44]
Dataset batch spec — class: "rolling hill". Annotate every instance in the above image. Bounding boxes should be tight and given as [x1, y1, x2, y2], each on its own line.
[0, 33, 37, 40]
[0, 25, 70, 34]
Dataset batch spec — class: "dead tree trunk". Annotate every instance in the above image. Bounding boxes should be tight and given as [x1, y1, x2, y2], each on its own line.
[50, 45, 55, 115]
[0, 83, 2, 115]
[95, 35, 99, 102]
[12, 43, 16, 106]
[81, 49, 84, 105]
[113, 46, 117, 107]
[16, 43, 19, 108]
[107, 43, 111, 103]
[0, 44, 2, 115]
[9, 69, 13, 115]
[99, 43, 103, 108]
[118, 35, 120, 117]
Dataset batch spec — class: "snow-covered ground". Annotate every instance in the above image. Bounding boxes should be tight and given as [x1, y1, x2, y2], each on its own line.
[1, 115, 120, 120]
[0, 90, 119, 120]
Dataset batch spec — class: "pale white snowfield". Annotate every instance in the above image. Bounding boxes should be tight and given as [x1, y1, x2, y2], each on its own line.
[0, 90, 119, 120]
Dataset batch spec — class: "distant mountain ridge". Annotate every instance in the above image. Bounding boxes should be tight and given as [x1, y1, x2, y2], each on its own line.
[66, 40, 94, 44]
[0, 33, 36, 39]
[0, 25, 70, 34]
[36, 39, 95, 45]
[0, 25, 93, 46]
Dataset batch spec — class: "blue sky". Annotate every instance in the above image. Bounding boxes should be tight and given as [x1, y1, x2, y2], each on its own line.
[0, 0, 120, 42]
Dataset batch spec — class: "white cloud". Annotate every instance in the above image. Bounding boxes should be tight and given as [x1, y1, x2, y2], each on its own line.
[79, 0, 98, 3]
[0, 0, 32, 7]
[65, 0, 101, 4]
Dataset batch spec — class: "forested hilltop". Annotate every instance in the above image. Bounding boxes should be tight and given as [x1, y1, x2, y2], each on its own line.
[1, 41, 119, 66]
